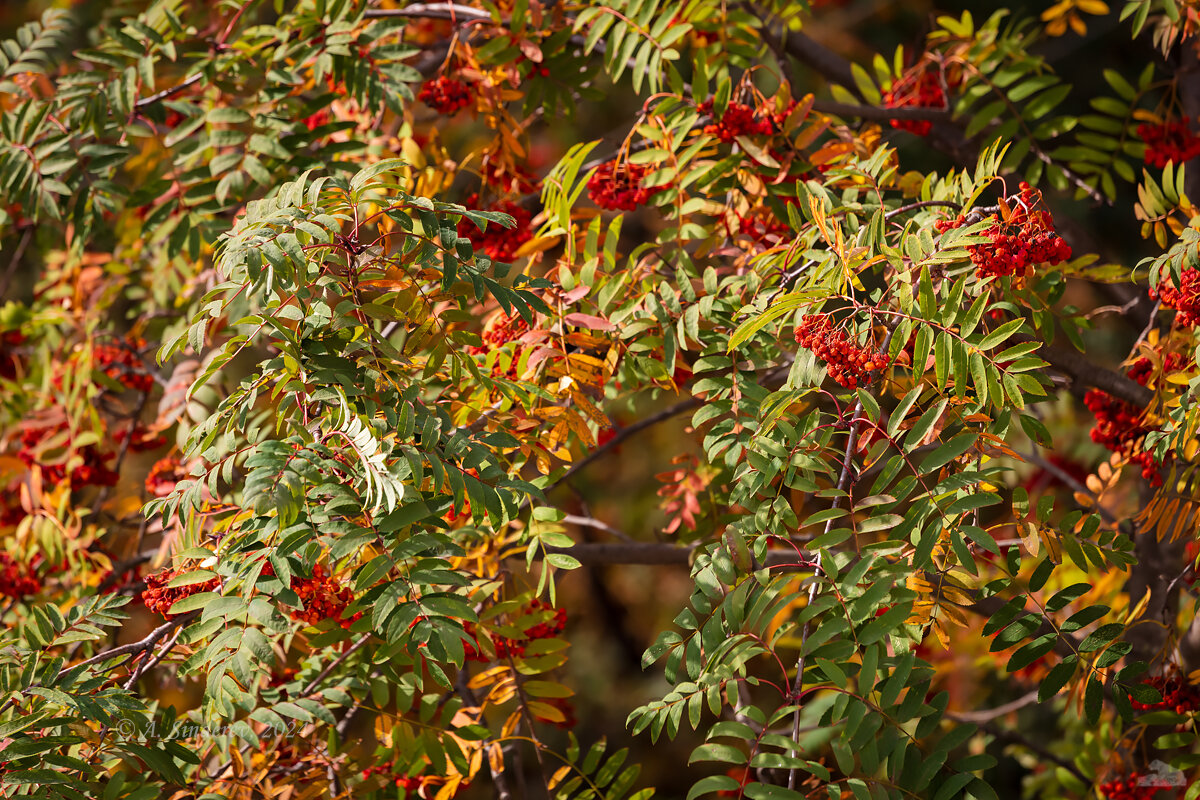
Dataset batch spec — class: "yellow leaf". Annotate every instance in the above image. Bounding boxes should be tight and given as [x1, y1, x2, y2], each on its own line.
[549, 766, 573, 791]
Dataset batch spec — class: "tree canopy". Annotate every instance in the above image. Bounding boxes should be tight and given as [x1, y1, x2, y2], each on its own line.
[2, 1, 1200, 799]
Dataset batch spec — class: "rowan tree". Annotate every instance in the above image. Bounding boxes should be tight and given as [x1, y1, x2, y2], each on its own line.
[2, 0, 1200, 799]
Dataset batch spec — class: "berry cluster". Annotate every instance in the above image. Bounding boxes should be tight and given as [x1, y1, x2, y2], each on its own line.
[418, 76, 473, 114]
[697, 100, 774, 142]
[545, 697, 578, 729]
[1131, 672, 1200, 713]
[441, 467, 482, 526]
[523, 598, 568, 639]
[301, 108, 330, 132]
[1138, 121, 1200, 169]
[882, 66, 950, 136]
[0, 553, 40, 599]
[481, 156, 540, 195]
[515, 51, 552, 79]
[361, 762, 465, 796]
[794, 313, 886, 389]
[145, 455, 186, 497]
[141, 566, 220, 618]
[467, 310, 531, 356]
[462, 600, 567, 662]
[93, 339, 154, 392]
[733, 206, 792, 240]
[587, 160, 662, 211]
[0, 497, 24, 528]
[458, 195, 533, 262]
[18, 421, 120, 491]
[1098, 773, 1166, 800]
[934, 183, 1071, 282]
[1084, 353, 1185, 486]
[1150, 267, 1200, 327]
[283, 564, 361, 629]
[0, 330, 24, 380]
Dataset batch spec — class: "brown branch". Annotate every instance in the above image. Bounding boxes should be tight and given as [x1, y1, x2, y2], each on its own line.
[811, 99, 953, 124]
[956, 714, 1088, 783]
[73, 610, 201, 670]
[539, 396, 702, 498]
[301, 634, 371, 697]
[759, 24, 861, 100]
[134, 73, 204, 109]
[1016, 335, 1154, 408]
[364, 3, 492, 23]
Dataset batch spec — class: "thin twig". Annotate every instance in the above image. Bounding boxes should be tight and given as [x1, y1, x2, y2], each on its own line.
[788, 326, 896, 790]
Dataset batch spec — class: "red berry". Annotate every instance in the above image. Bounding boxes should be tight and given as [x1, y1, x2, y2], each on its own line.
[418, 76, 473, 115]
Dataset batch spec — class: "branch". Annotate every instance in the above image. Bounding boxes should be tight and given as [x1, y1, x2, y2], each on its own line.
[134, 73, 204, 109]
[1017, 335, 1154, 408]
[760, 24, 862, 100]
[952, 711, 1088, 783]
[811, 99, 953, 124]
[301, 634, 371, 697]
[73, 610, 201, 670]
[364, 3, 492, 22]
[546, 541, 694, 565]
[540, 396, 702, 498]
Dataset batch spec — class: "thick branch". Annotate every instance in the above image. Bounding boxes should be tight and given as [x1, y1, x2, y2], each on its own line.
[812, 99, 952, 124]
[1018, 335, 1154, 408]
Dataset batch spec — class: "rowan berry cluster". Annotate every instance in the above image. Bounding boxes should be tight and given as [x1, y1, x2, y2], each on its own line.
[458, 195, 533, 262]
[733, 206, 791, 240]
[145, 455, 186, 497]
[18, 421, 120, 490]
[523, 598, 568, 639]
[463, 600, 567, 662]
[546, 697, 578, 729]
[1084, 353, 1185, 486]
[515, 51, 551, 78]
[301, 108, 330, 132]
[697, 100, 774, 142]
[0, 330, 24, 380]
[362, 762, 465, 795]
[141, 566, 221, 619]
[282, 564, 360, 629]
[462, 624, 526, 661]
[0, 553, 40, 599]
[935, 183, 1071, 281]
[93, 339, 154, 392]
[1098, 774, 1166, 800]
[1150, 267, 1200, 327]
[466, 310, 531, 356]
[1138, 121, 1200, 169]
[882, 66, 950, 136]
[418, 76, 473, 114]
[481, 156, 540, 195]
[587, 160, 661, 211]
[0, 497, 23, 528]
[794, 313, 886, 389]
[1132, 672, 1200, 713]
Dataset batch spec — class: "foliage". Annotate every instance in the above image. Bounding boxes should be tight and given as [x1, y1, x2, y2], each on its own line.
[3, 0, 1200, 799]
